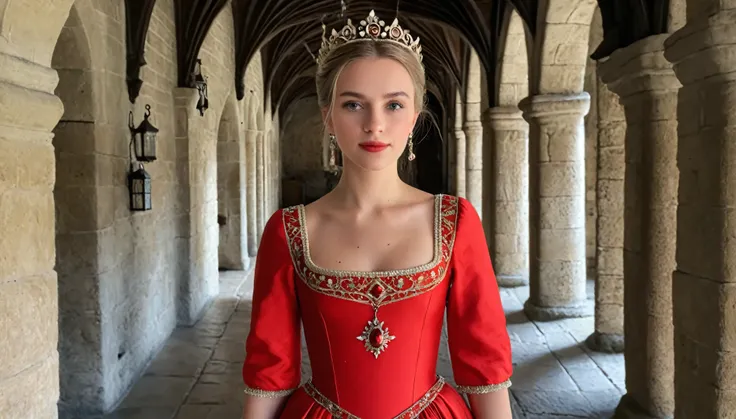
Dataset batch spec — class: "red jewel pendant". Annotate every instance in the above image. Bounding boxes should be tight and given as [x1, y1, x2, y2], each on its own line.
[357, 311, 395, 358]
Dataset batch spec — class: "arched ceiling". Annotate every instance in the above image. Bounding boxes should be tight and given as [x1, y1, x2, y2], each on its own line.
[263, 13, 471, 119]
[591, 0, 670, 60]
[123, 0, 675, 117]
[231, 0, 520, 107]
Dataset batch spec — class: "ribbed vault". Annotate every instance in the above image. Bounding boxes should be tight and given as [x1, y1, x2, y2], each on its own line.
[231, 0, 524, 111]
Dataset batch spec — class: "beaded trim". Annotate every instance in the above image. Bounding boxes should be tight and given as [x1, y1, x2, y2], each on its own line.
[303, 376, 446, 419]
[455, 378, 512, 394]
[243, 385, 297, 398]
[282, 194, 459, 307]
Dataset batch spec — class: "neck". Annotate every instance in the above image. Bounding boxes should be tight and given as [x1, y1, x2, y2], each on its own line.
[330, 159, 407, 211]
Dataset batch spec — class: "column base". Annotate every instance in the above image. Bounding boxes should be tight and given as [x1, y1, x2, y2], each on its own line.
[614, 394, 673, 419]
[523, 299, 593, 321]
[586, 331, 624, 353]
[496, 274, 528, 287]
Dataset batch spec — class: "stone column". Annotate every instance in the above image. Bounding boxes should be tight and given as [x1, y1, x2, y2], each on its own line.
[256, 131, 265, 241]
[464, 52, 484, 215]
[174, 87, 220, 325]
[0, 51, 63, 419]
[587, 74, 626, 353]
[484, 106, 529, 287]
[665, 11, 736, 418]
[519, 93, 592, 320]
[262, 130, 270, 216]
[245, 115, 258, 256]
[454, 128, 467, 197]
[464, 118, 483, 216]
[600, 34, 678, 418]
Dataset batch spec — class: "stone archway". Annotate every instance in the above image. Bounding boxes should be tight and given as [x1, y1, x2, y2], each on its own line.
[520, 0, 598, 321]
[486, 6, 530, 288]
[50, 5, 103, 416]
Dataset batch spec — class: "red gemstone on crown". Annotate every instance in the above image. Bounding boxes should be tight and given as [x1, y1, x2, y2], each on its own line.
[369, 329, 383, 347]
[370, 284, 384, 298]
[368, 24, 380, 36]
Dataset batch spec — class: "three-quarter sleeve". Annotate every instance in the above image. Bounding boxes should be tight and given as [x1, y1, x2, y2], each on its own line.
[446, 197, 512, 394]
[242, 210, 302, 397]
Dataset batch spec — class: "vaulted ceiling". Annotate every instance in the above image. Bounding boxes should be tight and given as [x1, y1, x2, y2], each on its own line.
[124, 0, 673, 119]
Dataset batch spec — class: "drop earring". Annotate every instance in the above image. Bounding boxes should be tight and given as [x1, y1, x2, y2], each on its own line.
[329, 134, 337, 167]
[407, 133, 416, 161]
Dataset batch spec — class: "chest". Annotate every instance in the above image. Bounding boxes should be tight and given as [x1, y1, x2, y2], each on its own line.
[306, 218, 436, 273]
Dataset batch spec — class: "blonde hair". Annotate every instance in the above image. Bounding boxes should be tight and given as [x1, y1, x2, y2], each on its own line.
[315, 40, 427, 117]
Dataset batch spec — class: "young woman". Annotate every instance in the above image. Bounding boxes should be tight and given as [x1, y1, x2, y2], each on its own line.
[241, 10, 513, 419]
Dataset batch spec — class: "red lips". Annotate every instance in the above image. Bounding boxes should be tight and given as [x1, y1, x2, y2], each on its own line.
[359, 141, 389, 152]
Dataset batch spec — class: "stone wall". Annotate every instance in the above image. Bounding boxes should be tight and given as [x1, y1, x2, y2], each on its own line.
[46, 1, 265, 416]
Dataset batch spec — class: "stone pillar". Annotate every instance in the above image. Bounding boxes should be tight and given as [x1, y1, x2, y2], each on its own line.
[0, 51, 63, 419]
[600, 34, 678, 417]
[245, 114, 258, 256]
[464, 51, 483, 215]
[262, 130, 270, 216]
[217, 109, 249, 271]
[454, 128, 467, 197]
[484, 106, 529, 287]
[464, 118, 483, 216]
[519, 93, 592, 320]
[174, 87, 220, 326]
[256, 130, 265, 241]
[665, 11, 736, 418]
[587, 74, 626, 353]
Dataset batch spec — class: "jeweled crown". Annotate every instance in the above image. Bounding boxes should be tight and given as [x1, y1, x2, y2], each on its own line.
[316, 10, 423, 68]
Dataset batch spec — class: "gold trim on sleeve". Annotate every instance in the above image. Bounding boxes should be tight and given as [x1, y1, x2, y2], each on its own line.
[243, 385, 297, 398]
[455, 379, 512, 394]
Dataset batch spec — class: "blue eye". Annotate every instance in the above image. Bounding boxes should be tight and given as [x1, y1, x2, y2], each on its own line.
[343, 101, 362, 111]
[387, 102, 404, 111]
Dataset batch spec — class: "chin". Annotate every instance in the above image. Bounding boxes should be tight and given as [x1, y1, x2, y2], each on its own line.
[344, 153, 398, 172]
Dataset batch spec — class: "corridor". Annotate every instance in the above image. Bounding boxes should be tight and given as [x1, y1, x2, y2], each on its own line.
[103, 270, 623, 419]
[5, 0, 734, 417]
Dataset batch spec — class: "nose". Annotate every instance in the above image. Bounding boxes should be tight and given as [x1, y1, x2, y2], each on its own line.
[362, 107, 384, 134]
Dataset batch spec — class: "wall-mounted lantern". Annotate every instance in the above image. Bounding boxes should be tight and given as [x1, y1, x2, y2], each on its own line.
[128, 162, 152, 211]
[194, 58, 209, 116]
[128, 104, 159, 162]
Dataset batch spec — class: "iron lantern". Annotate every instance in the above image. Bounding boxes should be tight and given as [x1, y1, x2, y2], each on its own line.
[128, 163, 152, 211]
[128, 104, 158, 162]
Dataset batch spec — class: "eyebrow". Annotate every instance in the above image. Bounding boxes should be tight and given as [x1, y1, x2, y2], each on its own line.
[339, 91, 409, 99]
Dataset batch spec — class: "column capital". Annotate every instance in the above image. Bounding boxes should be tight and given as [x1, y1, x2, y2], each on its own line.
[0, 52, 63, 133]
[664, 10, 736, 86]
[483, 106, 527, 131]
[599, 34, 680, 99]
[518, 92, 590, 122]
[462, 119, 483, 131]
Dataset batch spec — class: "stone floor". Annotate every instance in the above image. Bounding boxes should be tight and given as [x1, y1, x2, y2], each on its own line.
[101, 269, 624, 419]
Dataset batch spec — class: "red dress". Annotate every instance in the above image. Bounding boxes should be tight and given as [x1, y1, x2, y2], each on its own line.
[242, 195, 512, 418]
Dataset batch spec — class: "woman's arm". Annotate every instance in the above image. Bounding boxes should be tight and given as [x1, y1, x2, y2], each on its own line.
[467, 389, 513, 419]
[240, 210, 302, 418]
[241, 394, 290, 419]
[445, 197, 514, 418]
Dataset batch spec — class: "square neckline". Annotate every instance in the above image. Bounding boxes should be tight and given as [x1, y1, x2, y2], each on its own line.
[295, 194, 444, 278]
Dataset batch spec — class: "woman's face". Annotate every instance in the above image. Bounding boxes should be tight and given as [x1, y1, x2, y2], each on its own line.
[324, 56, 419, 172]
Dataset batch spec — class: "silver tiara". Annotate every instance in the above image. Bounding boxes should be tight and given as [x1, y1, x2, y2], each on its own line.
[316, 10, 423, 68]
